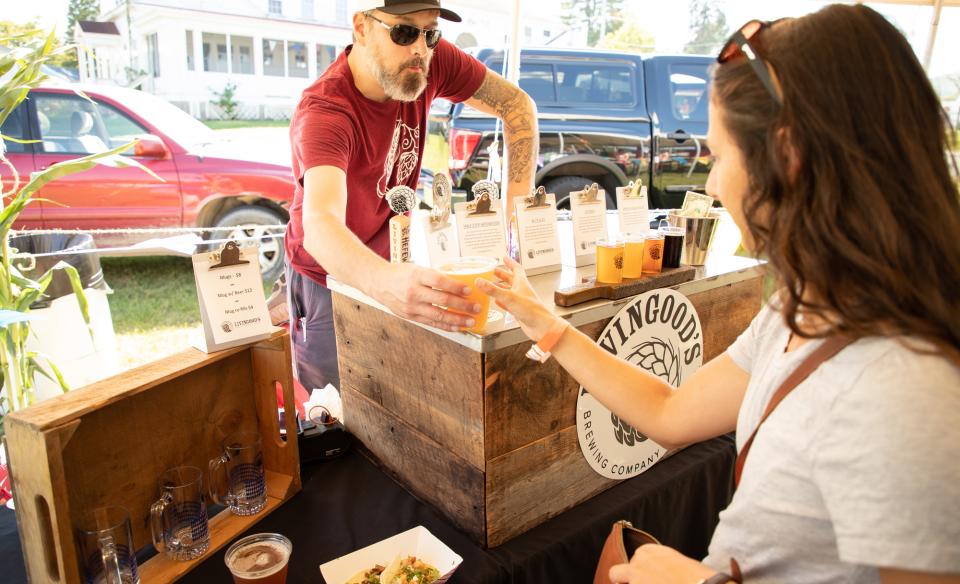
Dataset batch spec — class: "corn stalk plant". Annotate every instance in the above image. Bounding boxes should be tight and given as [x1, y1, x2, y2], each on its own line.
[0, 29, 160, 437]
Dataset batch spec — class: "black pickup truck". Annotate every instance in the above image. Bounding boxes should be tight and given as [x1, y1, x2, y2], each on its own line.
[431, 48, 714, 209]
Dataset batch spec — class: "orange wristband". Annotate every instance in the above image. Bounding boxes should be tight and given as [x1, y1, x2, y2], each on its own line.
[525, 319, 570, 363]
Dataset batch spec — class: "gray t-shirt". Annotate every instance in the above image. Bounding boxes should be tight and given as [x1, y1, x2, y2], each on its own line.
[703, 303, 960, 582]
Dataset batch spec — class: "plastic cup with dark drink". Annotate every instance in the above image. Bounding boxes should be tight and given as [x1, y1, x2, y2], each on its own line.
[658, 221, 685, 269]
[225, 533, 292, 584]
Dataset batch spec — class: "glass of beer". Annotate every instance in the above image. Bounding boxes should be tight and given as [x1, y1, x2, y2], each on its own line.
[658, 222, 685, 269]
[642, 232, 665, 274]
[437, 256, 498, 333]
[621, 234, 645, 279]
[595, 238, 625, 284]
[225, 533, 292, 584]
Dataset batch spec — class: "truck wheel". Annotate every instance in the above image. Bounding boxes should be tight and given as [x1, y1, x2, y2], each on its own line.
[213, 206, 287, 282]
[544, 175, 612, 209]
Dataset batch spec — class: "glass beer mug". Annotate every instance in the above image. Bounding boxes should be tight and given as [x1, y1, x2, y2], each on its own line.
[209, 431, 267, 516]
[77, 506, 140, 584]
[150, 466, 211, 561]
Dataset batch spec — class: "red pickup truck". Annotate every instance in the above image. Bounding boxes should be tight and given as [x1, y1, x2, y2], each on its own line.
[0, 84, 295, 280]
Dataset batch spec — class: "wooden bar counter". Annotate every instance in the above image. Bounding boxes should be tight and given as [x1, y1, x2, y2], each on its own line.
[328, 222, 762, 548]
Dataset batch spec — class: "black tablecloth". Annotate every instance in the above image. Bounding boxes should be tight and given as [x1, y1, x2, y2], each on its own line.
[0, 435, 735, 583]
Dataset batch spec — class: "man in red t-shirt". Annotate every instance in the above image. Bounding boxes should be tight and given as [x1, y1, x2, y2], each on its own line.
[284, 0, 538, 391]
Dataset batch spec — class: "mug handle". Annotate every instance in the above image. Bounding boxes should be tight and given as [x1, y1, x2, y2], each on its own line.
[208, 454, 232, 507]
[149, 492, 172, 554]
[98, 535, 124, 584]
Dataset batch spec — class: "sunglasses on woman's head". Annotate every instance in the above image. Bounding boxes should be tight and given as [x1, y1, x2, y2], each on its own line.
[718, 19, 784, 106]
[367, 13, 442, 49]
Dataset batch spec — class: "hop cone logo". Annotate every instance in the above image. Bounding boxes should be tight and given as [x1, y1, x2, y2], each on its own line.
[614, 253, 623, 269]
[611, 337, 682, 446]
[650, 245, 661, 260]
[611, 411, 645, 445]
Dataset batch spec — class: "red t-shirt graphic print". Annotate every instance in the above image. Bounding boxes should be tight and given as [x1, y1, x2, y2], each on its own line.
[285, 39, 486, 286]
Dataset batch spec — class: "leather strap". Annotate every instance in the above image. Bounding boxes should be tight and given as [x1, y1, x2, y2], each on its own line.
[735, 336, 855, 487]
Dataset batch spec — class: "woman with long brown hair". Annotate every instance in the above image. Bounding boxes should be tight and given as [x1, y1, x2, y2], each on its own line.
[476, 4, 960, 583]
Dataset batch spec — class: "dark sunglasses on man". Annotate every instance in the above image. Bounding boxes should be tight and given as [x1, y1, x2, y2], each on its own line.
[717, 19, 786, 106]
[367, 12, 443, 49]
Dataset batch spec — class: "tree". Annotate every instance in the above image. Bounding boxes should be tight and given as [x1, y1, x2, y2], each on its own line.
[683, 0, 729, 56]
[66, 0, 100, 44]
[600, 20, 656, 54]
[212, 82, 240, 120]
[562, 0, 625, 48]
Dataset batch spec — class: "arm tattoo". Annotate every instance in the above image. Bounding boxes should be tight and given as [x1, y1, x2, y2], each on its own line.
[472, 73, 533, 134]
[473, 72, 537, 183]
[509, 137, 534, 183]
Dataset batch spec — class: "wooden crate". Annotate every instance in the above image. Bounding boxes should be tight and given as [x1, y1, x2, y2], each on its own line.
[4, 330, 300, 583]
[335, 276, 761, 547]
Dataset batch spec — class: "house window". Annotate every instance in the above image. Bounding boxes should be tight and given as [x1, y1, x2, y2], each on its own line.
[544, 30, 552, 41]
[146, 33, 160, 77]
[288, 41, 308, 78]
[335, 0, 347, 24]
[263, 38, 285, 76]
[301, 0, 313, 19]
[268, 0, 282, 15]
[231, 35, 254, 74]
[202, 33, 228, 73]
[317, 44, 336, 75]
[524, 26, 532, 40]
[186, 30, 195, 71]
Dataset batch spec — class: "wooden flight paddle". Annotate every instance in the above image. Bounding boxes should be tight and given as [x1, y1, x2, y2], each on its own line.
[554, 265, 697, 307]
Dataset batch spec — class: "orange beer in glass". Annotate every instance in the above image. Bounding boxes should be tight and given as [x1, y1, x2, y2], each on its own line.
[622, 234, 645, 279]
[438, 256, 499, 333]
[642, 233, 665, 273]
[595, 238, 625, 284]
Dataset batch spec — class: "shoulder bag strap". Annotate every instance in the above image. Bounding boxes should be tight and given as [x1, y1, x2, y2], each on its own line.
[734, 336, 855, 487]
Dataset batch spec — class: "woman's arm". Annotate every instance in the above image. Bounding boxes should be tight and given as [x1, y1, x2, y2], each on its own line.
[476, 257, 750, 449]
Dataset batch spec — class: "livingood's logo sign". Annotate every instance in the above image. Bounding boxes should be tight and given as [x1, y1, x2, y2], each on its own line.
[577, 289, 703, 479]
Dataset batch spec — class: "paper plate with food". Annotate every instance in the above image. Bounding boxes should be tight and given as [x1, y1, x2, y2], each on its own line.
[320, 526, 462, 584]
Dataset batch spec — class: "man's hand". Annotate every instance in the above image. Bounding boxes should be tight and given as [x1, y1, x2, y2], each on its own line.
[609, 545, 721, 584]
[475, 256, 557, 341]
[372, 263, 482, 332]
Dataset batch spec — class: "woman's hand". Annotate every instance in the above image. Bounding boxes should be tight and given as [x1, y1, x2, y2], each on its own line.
[475, 256, 562, 341]
[609, 545, 721, 584]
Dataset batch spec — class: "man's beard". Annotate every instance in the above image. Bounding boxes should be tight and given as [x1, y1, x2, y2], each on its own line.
[369, 43, 430, 102]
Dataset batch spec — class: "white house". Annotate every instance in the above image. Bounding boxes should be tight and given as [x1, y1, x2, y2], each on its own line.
[76, 0, 575, 119]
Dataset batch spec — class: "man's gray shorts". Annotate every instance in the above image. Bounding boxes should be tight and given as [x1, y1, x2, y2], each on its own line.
[285, 264, 340, 392]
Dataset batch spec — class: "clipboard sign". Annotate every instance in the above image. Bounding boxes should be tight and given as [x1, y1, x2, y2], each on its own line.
[191, 241, 277, 353]
[454, 197, 508, 260]
[514, 187, 562, 276]
[567, 182, 609, 267]
[616, 181, 650, 237]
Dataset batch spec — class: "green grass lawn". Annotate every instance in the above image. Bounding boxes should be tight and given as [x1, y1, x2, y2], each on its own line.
[101, 256, 274, 370]
[204, 119, 291, 130]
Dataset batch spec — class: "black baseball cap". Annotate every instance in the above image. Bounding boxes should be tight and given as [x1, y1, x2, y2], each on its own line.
[356, 0, 462, 22]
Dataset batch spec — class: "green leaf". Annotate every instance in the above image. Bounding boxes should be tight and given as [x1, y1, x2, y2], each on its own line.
[0, 140, 155, 234]
[0, 134, 39, 145]
[56, 262, 92, 333]
[27, 352, 69, 392]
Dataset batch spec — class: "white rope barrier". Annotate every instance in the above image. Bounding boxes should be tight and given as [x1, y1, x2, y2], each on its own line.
[7, 225, 287, 260]
[12, 225, 286, 236]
